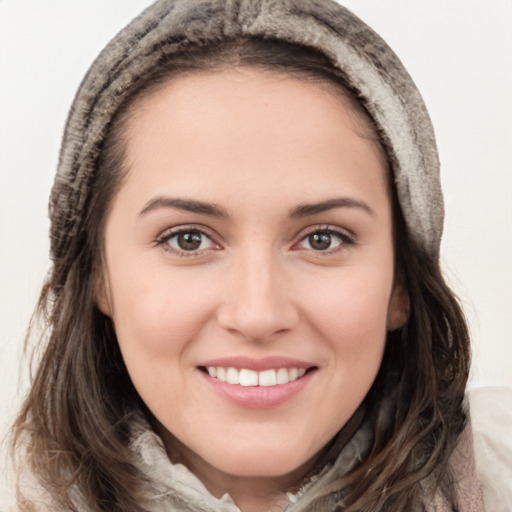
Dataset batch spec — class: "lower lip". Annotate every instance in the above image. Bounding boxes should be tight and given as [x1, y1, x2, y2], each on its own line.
[199, 369, 315, 409]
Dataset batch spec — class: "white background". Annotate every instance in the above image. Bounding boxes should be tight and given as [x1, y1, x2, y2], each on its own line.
[1, 0, 511, 507]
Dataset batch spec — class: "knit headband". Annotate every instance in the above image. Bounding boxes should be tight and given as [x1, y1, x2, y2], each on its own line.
[50, 0, 443, 261]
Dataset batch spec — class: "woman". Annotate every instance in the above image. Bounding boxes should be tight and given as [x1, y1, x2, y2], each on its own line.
[11, 1, 484, 510]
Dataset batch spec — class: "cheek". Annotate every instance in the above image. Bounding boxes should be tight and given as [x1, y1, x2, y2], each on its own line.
[302, 269, 391, 423]
[109, 266, 217, 359]
[109, 269, 219, 416]
[301, 265, 393, 406]
[306, 269, 392, 347]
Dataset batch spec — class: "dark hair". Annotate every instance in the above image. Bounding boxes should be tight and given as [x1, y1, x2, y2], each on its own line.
[12, 37, 470, 511]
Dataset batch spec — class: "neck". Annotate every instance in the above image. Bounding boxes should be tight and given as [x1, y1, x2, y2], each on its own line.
[152, 407, 366, 511]
[155, 424, 324, 512]
[187, 470, 294, 512]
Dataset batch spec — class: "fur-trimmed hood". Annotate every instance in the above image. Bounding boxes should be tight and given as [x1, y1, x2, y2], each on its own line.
[50, 0, 443, 270]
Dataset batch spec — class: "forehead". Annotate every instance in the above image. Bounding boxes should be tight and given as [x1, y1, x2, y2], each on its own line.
[128, 67, 383, 145]
[118, 68, 389, 208]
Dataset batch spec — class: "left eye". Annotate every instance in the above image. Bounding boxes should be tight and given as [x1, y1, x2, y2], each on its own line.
[297, 230, 346, 251]
[165, 230, 216, 252]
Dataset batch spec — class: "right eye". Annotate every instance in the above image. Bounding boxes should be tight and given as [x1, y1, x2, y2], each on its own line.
[157, 228, 220, 255]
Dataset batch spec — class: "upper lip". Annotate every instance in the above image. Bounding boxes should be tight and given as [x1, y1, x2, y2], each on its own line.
[199, 356, 315, 372]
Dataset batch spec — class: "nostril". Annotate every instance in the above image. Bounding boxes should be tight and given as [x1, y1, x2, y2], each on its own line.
[215, 278, 300, 341]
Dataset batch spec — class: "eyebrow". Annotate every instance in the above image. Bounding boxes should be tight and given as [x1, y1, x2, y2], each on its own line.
[289, 197, 375, 218]
[139, 195, 374, 219]
[139, 197, 229, 218]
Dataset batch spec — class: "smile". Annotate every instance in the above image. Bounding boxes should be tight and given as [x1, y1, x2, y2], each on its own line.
[198, 357, 317, 408]
[205, 366, 307, 387]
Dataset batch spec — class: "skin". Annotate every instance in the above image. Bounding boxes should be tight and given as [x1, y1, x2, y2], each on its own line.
[97, 68, 407, 512]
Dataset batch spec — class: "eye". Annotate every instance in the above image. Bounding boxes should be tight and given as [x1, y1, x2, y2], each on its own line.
[296, 228, 352, 252]
[157, 228, 219, 254]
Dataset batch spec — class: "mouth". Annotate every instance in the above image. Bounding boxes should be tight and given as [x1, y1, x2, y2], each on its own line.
[199, 366, 315, 387]
[197, 357, 317, 408]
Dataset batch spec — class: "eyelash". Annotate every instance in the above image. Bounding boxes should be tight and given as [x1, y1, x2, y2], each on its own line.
[155, 225, 355, 257]
[155, 226, 221, 257]
[292, 226, 355, 254]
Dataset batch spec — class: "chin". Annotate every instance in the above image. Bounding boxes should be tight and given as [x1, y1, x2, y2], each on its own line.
[200, 437, 322, 480]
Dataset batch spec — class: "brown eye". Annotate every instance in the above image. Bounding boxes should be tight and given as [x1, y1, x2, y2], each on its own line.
[308, 232, 332, 251]
[297, 229, 348, 252]
[177, 231, 202, 250]
[164, 230, 216, 252]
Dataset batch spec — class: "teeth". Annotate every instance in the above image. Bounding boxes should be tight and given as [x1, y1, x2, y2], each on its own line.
[259, 369, 277, 387]
[276, 368, 289, 384]
[216, 367, 226, 381]
[226, 367, 240, 385]
[206, 366, 309, 386]
[239, 369, 258, 386]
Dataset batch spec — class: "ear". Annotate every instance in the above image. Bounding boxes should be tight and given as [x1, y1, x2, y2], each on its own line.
[94, 267, 113, 318]
[387, 281, 409, 331]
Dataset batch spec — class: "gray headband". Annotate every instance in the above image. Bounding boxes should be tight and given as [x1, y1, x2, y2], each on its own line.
[50, 0, 443, 261]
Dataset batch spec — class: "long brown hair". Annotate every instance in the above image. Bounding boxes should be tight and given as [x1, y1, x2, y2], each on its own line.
[12, 38, 470, 511]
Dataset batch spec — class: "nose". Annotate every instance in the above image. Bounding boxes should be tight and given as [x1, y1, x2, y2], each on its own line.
[216, 249, 300, 342]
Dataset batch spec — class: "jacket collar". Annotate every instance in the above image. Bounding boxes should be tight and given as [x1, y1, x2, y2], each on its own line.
[130, 406, 370, 512]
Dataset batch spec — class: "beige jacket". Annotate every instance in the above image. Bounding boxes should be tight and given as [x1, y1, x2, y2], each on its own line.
[13, 413, 482, 512]
[129, 416, 483, 512]
[13, 393, 490, 512]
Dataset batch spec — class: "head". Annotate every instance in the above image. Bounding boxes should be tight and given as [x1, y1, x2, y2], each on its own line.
[14, 2, 470, 511]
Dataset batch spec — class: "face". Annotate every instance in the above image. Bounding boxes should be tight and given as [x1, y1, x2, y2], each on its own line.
[97, 68, 406, 488]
